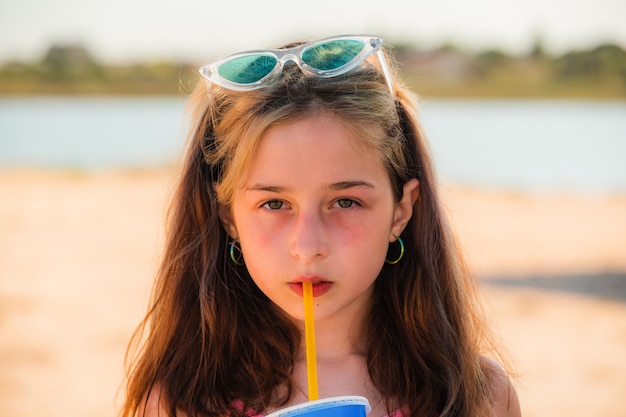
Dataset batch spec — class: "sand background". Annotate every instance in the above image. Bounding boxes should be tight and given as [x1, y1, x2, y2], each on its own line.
[1, 168, 625, 417]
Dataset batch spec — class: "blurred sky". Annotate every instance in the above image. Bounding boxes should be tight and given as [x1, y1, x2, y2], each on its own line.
[1, 0, 625, 64]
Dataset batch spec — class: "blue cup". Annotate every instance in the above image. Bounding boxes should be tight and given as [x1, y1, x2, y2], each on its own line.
[266, 396, 371, 417]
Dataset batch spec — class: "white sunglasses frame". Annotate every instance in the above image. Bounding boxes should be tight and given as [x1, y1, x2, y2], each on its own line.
[199, 34, 394, 93]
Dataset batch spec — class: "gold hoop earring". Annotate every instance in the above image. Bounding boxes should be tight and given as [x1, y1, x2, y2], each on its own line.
[385, 237, 405, 265]
[229, 239, 244, 265]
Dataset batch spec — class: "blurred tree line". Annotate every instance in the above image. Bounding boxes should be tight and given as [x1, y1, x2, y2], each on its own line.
[0, 40, 625, 98]
[0, 45, 198, 95]
[394, 40, 626, 98]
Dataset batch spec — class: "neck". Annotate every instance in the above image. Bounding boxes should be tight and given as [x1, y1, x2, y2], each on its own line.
[296, 290, 370, 362]
[291, 316, 383, 415]
[282, 298, 387, 417]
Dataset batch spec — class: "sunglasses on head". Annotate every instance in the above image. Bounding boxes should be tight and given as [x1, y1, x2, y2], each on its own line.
[199, 35, 394, 93]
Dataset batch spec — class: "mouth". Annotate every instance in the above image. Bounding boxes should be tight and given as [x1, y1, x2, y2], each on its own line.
[288, 278, 333, 297]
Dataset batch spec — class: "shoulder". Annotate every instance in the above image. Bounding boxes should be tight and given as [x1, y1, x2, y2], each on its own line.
[486, 360, 521, 417]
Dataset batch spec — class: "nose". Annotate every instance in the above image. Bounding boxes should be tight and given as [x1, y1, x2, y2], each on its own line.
[290, 210, 329, 263]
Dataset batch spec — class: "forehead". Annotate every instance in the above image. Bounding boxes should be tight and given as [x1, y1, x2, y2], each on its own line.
[242, 113, 389, 186]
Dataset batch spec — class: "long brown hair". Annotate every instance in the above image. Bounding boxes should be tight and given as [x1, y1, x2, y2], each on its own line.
[122, 46, 500, 417]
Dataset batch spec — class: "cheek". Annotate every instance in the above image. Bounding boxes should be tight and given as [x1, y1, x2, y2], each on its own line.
[339, 220, 391, 262]
[251, 213, 291, 241]
[338, 206, 394, 239]
[237, 220, 287, 266]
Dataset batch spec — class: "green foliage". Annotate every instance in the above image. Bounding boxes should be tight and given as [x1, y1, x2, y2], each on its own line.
[1, 42, 625, 98]
[39, 45, 104, 82]
[393, 41, 626, 99]
[471, 49, 513, 77]
[0, 44, 199, 95]
[554, 43, 626, 81]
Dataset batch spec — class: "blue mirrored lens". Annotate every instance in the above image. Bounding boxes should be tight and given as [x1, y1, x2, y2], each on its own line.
[301, 39, 365, 71]
[218, 54, 278, 84]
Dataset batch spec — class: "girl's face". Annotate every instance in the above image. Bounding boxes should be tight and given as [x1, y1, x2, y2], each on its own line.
[224, 112, 417, 324]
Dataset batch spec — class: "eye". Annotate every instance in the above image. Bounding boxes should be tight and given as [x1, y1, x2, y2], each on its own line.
[335, 198, 358, 208]
[263, 199, 285, 210]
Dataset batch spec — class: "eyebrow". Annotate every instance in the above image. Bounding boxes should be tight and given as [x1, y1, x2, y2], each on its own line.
[328, 181, 375, 191]
[245, 180, 375, 193]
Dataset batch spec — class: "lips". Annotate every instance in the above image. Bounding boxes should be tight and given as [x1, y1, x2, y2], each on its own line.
[288, 278, 333, 297]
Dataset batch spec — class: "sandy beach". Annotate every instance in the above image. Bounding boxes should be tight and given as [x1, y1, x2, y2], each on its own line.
[1, 169, 625, 417]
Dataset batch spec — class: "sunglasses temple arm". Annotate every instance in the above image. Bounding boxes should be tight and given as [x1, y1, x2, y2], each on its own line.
[376, 49, 395, 95]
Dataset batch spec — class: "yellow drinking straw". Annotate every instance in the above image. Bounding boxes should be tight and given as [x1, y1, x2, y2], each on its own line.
[302, 282, 319, 401]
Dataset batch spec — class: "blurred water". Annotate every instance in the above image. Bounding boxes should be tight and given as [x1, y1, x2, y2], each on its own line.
[0, 96, 187, 169]
[1, 96, 625, 193]
[420, 100, 626, 194]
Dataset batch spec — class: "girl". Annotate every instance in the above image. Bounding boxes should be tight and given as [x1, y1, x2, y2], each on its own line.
[121, 35, 520, 417]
